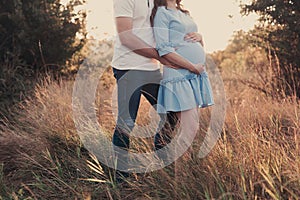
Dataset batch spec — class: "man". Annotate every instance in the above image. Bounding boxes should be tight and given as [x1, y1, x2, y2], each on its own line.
[111, 0, 203, 183]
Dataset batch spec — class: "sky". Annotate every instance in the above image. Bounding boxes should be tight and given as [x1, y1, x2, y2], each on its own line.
[64, 0, 258, 52]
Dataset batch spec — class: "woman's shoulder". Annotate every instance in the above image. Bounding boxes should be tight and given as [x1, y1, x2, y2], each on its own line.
[156, 6, 174, 14]
[154, 6, 169, 20]
[157, 6, 168, 12]
[156, 6, 177, 19]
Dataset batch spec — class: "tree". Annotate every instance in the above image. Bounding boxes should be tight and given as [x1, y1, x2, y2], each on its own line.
[0, 0, 87, 74]
[0, 0, 87, 115]
[241, 0, 300, 97]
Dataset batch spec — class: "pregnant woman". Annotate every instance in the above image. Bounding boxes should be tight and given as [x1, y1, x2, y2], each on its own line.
[151, 0, 214, 158]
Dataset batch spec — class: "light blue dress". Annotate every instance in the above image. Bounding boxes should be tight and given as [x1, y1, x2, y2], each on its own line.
[154, 6, 214, 113]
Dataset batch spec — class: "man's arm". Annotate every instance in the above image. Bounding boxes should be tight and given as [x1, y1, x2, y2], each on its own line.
[115, 17, 160, 59]
[116, 17, 178, 68]
[162, 52, 205, 74]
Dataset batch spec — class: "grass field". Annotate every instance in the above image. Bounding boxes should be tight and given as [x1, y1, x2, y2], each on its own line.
[0, 57, 299, 199]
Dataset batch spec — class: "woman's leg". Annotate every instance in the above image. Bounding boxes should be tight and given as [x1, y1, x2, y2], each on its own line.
[175, 108, 199, 159]
[174, 108, 199, 181]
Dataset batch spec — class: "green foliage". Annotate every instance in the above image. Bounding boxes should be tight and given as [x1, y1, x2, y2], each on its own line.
[241, 0, 300, 97]
[212, 31, 254, 73]
[0, 0, 86, 115]
[0, 0, 87, 73]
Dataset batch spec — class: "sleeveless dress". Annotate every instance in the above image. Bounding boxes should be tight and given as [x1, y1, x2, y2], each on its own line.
[153, 6, 214, 113]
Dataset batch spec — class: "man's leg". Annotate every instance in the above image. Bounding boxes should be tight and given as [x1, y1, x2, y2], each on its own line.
[112, 69, 142, 182]
[141, 80, 178, 180]
[141, 80, 178, 151]
[154, 112, 178, 150]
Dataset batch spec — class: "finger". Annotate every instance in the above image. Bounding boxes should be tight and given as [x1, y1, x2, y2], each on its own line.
[185, 33, 197, 40]
[185, 32, 193, 37]
[184, 35, 192, 41]
[200, 40, 204, 46]
[192, 36, 199, 41]
[184, 35, 190, 40]
[195, 35, 203, 42]
[191, 37, 199, 42]
[184, 37, 194, 42]
[189, 34, 198, 40]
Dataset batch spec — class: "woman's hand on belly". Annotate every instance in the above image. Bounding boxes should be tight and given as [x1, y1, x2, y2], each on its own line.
[184, 32, 204, 47]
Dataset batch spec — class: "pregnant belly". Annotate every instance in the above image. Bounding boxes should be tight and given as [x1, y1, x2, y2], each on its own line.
[175, 42, 206, 64]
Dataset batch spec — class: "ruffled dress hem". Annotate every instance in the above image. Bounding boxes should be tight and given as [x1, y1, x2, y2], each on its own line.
[157, 71, 214, 114]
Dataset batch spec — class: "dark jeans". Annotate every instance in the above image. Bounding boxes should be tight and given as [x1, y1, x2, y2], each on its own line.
[112, 68, 177, 173]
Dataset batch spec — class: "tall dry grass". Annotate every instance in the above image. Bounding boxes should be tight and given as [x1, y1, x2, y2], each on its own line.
[0, 62, 299, 199]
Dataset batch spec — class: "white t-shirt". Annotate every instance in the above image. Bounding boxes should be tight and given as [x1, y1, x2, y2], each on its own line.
[112, 0, 160, 71]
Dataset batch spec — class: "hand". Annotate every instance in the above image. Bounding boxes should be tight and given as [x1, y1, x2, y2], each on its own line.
[158, 57, 180, 69]
[184, 32, 204, 46]
[190, 63, 205, 74]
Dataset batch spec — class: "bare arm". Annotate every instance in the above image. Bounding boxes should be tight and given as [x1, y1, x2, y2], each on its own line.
[162, 52, 205, 74]
[116, 17, 179, 68]
[115, 17, 159, 59]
